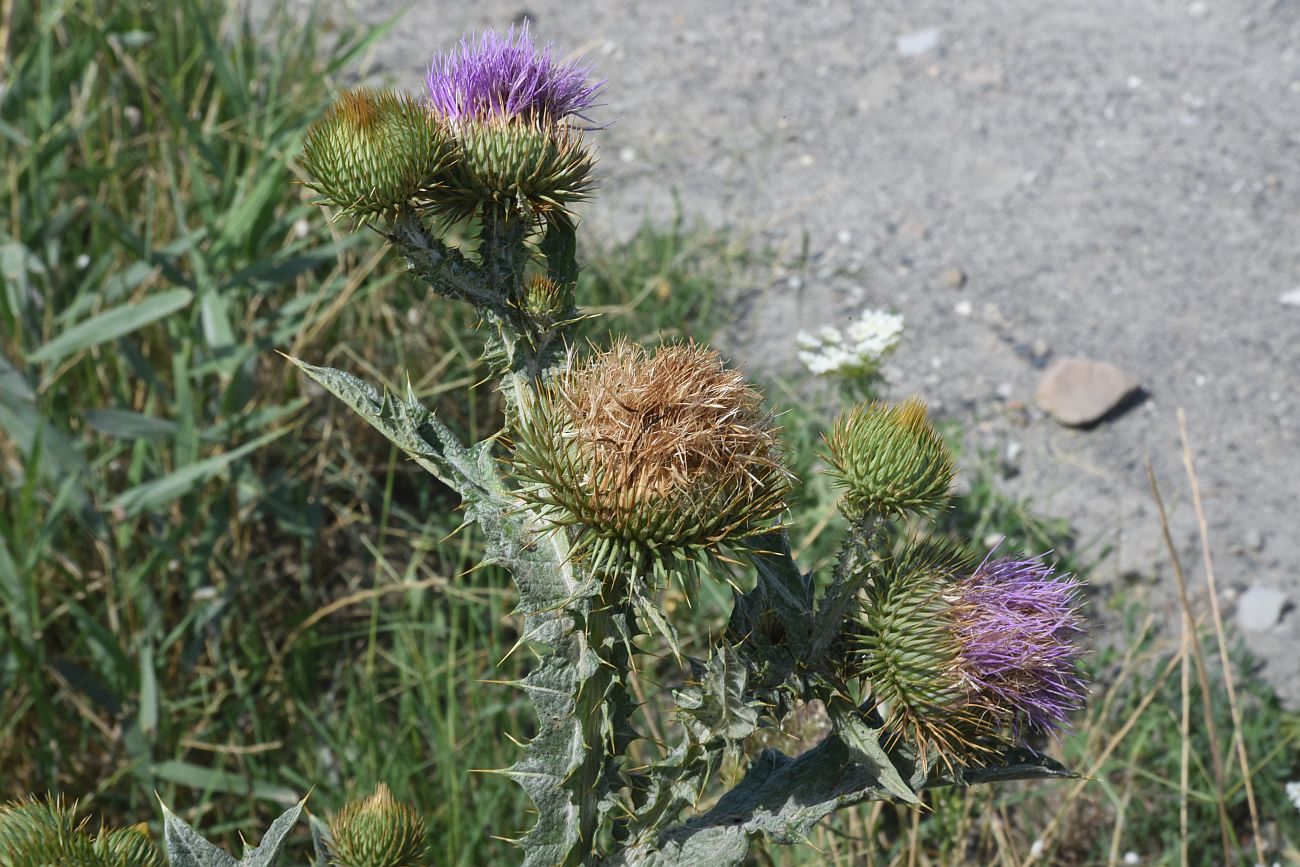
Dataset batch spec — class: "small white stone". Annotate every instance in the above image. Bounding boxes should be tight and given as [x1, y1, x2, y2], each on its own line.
[1278, 287, 1300, 307]
[1237, 586, 1289, 632]
[1126, 75, 1143, 89]
[1123, 853, 1139, 866]
[619, 147, 637, 163]
[954, 299, 973, 317]
[1187, 1, 1209, 16]
[798, 153, 815, 166]
[896, 28, 941, 57]
[836, 229, 852, 245]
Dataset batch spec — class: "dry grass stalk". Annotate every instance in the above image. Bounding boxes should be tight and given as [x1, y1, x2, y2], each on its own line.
[1177, 409, 1265, 866]
[1146, 457, 1235, 860]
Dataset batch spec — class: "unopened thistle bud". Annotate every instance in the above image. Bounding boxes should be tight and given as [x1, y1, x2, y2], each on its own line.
[300, 88, 453, 220]
[94, 823, 164, 867]
[824, 397, 955, 518]
[327, 784, 430, 867]
[0, 797, 161, 866]
[512, 340, 791, 587]
[850, 544, 1084, 769]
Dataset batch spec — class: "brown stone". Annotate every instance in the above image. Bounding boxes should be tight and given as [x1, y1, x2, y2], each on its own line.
[1035, 358, 1141, 427]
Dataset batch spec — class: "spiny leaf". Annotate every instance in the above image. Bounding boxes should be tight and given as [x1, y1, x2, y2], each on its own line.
[825, 695, 917, 804]
[162, 800, 305, 867]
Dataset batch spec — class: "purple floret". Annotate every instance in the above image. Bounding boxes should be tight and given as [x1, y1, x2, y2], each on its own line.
[949, 555, 1086, 734]
[426, 24, 605, 126]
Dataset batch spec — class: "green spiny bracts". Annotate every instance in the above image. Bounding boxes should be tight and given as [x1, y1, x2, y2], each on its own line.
[326, 784, 431, 867]
[93, 823, 163, 867]
[511, 339, 791, 589]
[847, 537, 997, 771]
[437, 118, 595, 223]
[0, 797, 101, 866]
[300, 88, 454, 221]
[824, 396, 955, 518]
[522, 274, 565, 323]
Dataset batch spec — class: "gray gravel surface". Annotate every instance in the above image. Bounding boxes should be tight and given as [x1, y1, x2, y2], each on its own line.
[252, 0, 1300, 705]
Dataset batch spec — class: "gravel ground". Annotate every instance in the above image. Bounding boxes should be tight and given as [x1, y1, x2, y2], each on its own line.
[252, 0, 1300, 705]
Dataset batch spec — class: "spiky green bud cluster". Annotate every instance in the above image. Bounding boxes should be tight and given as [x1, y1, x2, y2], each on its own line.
[824, 396, 955, 518]
[521, 275, 565, 321]
[326, 784, 430, 867]
[512, 340, 790, 586]
[0, 798, 163, 867]
[301, 88, 453, 220]
[436, 119, 595, 222]
[847, 539, 994, 770]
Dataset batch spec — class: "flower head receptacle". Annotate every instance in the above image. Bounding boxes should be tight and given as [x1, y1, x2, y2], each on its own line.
[436, 117, 595, 224]
[512, 340, 791, 589]
[425, 26, 601, 224]
[300, 88, 453, 221]
[849, 543, 1084, 769]
[824, 396, 954, 519]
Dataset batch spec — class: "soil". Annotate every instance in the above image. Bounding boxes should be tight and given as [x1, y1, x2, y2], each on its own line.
[250, 0, 1300, 707]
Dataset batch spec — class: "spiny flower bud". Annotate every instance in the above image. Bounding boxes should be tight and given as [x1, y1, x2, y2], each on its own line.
[94, 823, 163, 867]
[300, 88, 453, 220]
[512, 340, 791, 587]
[824, 396, 954, 518]
[327, 784, 430, 867]
[849, 543, 1084, 769]
[0, 796, 115, 866]
[425, 24, 604, 127]
[522, 275, 565, 320]
[0, 800, 164, 867]
[436, 119, 595, 222]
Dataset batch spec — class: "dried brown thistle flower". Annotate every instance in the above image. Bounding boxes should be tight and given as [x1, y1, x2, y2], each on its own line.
[512, 339, 790, 586]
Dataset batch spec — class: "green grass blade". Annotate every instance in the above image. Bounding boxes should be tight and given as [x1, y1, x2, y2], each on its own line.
[27, 288, 194, 365]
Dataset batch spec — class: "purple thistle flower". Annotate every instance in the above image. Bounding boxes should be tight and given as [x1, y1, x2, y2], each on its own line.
[426, 24, 605, 126]
[948, 555, 1086, 734]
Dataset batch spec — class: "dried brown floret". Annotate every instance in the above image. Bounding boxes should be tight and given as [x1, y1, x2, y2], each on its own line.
[512, 339, 790, 586]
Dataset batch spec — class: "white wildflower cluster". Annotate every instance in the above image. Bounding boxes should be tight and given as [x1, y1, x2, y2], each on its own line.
[797, 309, 904, 377]
[1287, 779, 1300, 813]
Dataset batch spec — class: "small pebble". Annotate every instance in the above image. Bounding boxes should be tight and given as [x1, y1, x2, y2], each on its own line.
[954, 300, 973, 317]
[896, 27, 941, 58]
[1279, 287, 1300, 307]
[1237, 585, 1289, 632]
[942, 267, 966, 288]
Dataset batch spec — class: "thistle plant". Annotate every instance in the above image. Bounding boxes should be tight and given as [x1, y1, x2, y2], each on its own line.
[279, 25, 1085, 866]
[2, 24, 1085, 867]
